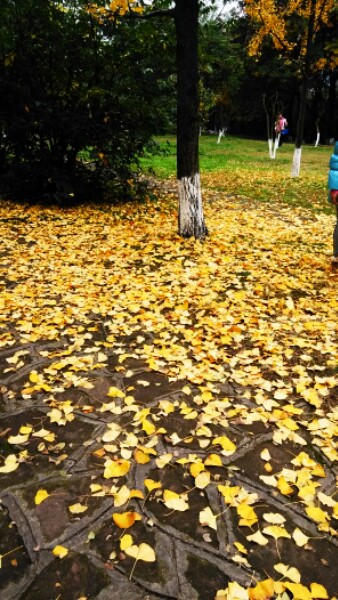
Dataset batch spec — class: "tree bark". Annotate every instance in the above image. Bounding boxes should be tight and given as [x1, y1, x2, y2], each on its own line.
[175, 0, 207, 239]
[291, 0, 316, 177]
[291, 79, 308, 177]
[328, 72, 337, 141]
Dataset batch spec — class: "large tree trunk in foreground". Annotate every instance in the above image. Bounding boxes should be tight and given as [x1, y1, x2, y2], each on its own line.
[175, 0, 208, 239]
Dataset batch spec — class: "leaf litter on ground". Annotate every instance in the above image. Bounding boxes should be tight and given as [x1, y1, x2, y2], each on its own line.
[0, 190, 338, 599]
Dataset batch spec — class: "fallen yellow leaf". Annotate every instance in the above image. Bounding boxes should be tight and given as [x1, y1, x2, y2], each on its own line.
[163, 489, 189, 511]
[199, 506, 217, 530]
[34, 489, 50, 505]
[113, 511, 141, 528]
[104, 459, 130, 479]
[52, 545, 68, 559]
[125, 542, 156, 562]
[68, 503, 88, 514]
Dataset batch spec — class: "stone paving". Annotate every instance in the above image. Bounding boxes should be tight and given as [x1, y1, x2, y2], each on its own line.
[1, 328, 338, 600]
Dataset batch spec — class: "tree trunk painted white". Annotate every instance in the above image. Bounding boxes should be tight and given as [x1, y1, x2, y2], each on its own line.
[274, 133, 280, 155]
[175, 0, 208, 240]
[217, 128, 225, 144]
[314, 129, 320, 147]
[291, 147, 302, 177]
[178, 173, 207, 238]
[268, 138, 274, 158]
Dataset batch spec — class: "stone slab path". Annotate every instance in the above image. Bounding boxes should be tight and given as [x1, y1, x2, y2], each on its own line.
[1, 333, 338, 600]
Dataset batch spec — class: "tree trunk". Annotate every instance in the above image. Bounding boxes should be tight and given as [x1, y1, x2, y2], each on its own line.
[175, 0, 207, 239]
[291, 79, 308, 177]
[291, 0, 316, 177]
[328, 72, 337, 142]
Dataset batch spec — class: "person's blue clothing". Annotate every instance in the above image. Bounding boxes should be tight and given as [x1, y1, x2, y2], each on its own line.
[328, 141, 338, 201]
[327, 141, 338, 258]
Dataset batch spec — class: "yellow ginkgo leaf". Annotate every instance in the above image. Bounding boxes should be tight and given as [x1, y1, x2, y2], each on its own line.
[33, 428, 55, 442]
[199, 506, 217, 530]
[29, 371, 40, 383]
[248, 578, 274, 600]
[125, 543, 156, 562]
[155, 453, 172, 468]
[104, 459, 130, 479]
[292, 527, 310, 547]
[120, 534, 133, 551]
[113, 485, 130, 507]
[317, 492, 336, 507]
[102, 426, 121, 443]
[134, 448, 150, 464]
[262, 512, 285, 525]
[218, 485, 240, 505]
[204, 454, 223, 467]
[201, 390, 213, 402]
[52, 545, 68, 559]
[0, 454, 19, 474]
[277, 476, 294, 496]
[305, 505, 329, 524]
[163, 489, 189, 511]
[262, 525, 291, 540]
[141, 418, 156, 435]
[246, 530, 269, 546]
[130, 488, 144, 500]
[195, 470, 211, 489]
[19, 425, 33, 435]
[312, 463, 326, 478]
[309, 583, 329, 598]
[68, 503, 88, 514]
[237, 503, 258, 527]
[107, 386, 125, 398]
[190, 461, 205, 478]
[144, 479, 162, 493]
[274, 562, 301, 583]
[259, 475, 278, 487]
[283, 582, 312, 600]
[216, 582, 249, 599]
[234, 542, 248, 555]
[212, 435, 236, 454]
[260, 448, 271, 462]
[90, 483, 104, 495]
[112, 511, 141, 529]
[34, 489, 50, 505]
[8, 434, 30, 445]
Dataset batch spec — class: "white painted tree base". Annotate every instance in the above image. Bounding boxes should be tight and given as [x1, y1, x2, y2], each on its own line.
[178, 173, 207, 239]
[291, 148, 302, 177]
[217, 128, 226, 144]
[268, 137, 279, 159]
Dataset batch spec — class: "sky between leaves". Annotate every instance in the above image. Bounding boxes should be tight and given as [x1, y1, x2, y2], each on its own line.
[1, 190, 338, 599]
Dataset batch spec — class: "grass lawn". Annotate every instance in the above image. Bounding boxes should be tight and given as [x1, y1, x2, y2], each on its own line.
[141, 135, 333, 214]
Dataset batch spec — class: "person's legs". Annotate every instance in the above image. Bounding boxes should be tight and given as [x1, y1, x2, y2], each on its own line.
[333, 206, 338, 259]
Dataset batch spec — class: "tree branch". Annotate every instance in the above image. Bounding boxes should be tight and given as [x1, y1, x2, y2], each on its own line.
[127, 7, 175, 19]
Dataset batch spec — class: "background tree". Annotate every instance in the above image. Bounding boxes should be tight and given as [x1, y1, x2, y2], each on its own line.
[0, 0, 173, 202]
[199, 15, 246, 134]
[87, 0, 209, 238]
[244, 0, 337, 176]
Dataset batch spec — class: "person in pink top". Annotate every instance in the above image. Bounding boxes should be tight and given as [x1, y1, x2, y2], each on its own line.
[275, 114, 288, 146]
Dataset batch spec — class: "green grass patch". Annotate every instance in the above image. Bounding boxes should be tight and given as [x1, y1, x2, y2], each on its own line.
[141, 135, 334, 214]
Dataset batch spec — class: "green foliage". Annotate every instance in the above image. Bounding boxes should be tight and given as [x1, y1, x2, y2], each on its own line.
[0, 0, 175, 204]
